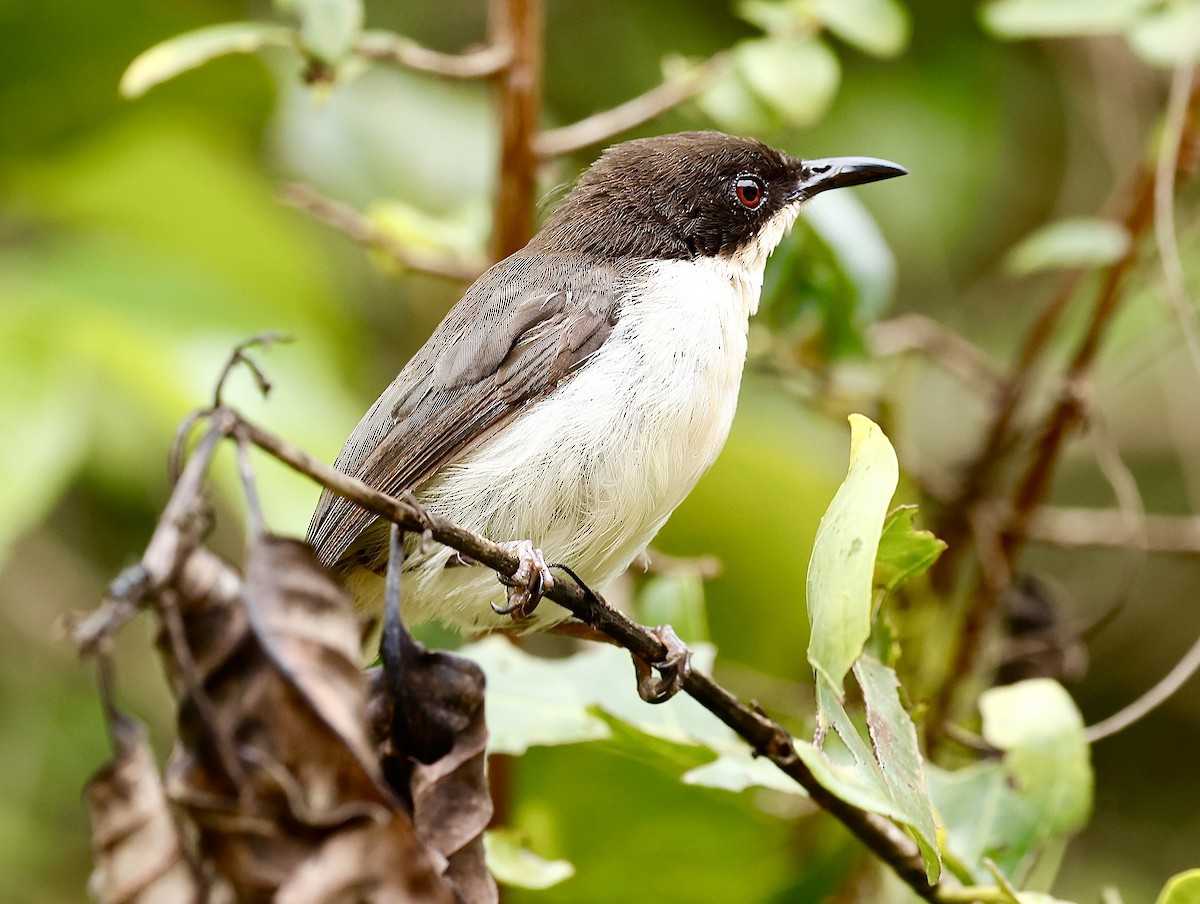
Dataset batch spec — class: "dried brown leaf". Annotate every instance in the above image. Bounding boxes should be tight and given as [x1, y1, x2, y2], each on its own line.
[156, 536, 454, 901]
[276, 816, 456, 904]
[375, 642, 496, 904]
[85, 714, 203, 904]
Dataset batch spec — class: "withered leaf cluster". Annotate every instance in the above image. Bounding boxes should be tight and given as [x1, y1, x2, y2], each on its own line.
[85, 534, 495, 904]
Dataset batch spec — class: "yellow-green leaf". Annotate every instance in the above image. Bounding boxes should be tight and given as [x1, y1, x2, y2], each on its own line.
[807, 414, 899, 694]
[1155, 869, 1200, 904]
[875, 505, 946, 591]
[484, 829, 575, 890]
[120, 23, 298, 98]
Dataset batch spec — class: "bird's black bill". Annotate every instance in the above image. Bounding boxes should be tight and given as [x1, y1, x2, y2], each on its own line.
[790, 156, 907, 201]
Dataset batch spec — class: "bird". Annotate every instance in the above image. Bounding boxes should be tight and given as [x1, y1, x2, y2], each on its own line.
[307, 130, 905, 637]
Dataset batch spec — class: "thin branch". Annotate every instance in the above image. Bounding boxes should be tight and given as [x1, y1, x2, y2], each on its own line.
[281, 183, 485, 281]
[1023, 505, 1200, 554]
[1086, 627, 1200, 742]
[73, 416, 229, 653]
[212, 331, 292, 409]
[925, 78, 1200, 743]
[220, 407, 941, 899]
[534, 53, 733, 159]
[1004, 72, 1200, 561]
[868, 314, 1004, 394]
[1153, 63, 1200, 378]
[353, 32, 512, 80]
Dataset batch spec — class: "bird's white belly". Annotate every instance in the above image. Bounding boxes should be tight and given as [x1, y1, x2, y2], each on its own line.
[349, 257, 761, 631]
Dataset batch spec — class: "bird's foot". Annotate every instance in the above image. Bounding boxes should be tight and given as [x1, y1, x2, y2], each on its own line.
[492, 540, 554, 620]
[633, 625, 693, 704]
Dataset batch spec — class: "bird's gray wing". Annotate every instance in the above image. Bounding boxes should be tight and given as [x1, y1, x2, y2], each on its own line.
[306, 253, 622, 570]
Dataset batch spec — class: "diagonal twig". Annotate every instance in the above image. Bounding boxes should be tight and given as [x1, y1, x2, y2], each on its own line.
[218, 407, 942, 900]
[533, 53, 733, 159]
[281, 183, 485, 281]
[353, 32, 512, 80]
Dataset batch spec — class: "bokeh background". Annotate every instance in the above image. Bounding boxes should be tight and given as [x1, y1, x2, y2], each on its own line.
[2, 0, 1198, 901]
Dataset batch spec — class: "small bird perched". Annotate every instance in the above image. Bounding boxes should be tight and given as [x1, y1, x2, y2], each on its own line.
[308, 131, 905, 634]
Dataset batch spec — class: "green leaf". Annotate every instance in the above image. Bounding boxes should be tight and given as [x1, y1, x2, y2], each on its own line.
[736, 36, 841, 127]
[1127, 5, 1200, 68]
[799, 682, 909, 820]
[694, 63, 778, 134]
[814, 0, 910, 57]
[980, 0, 1158, 39]
[484, 829, 575, 890]
[458, 637, 611, 755]
[735, 0, 819, 35]
[461, 639, 734, 757]
[1155, 869, 1200, 904]
[874, 505, 946, 592]
[557, 644, 731, 750]
[926, 763, 1043, 883]
[854, 656, 940, 881]
[980, 679, 1093, 838]
[284, 0, 365, 62]
[120, 23, 298, 98]
[807, 414, 899, 694]
[1004, 217, 1131, 276]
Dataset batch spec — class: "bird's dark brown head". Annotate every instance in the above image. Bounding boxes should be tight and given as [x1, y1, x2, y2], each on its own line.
[531, 131, 906, 263]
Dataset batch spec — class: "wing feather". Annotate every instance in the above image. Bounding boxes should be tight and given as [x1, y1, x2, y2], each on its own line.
[306, 253, 621, 570]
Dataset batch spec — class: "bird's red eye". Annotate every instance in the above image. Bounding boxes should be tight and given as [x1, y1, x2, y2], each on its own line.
[735, 176, 765, 209]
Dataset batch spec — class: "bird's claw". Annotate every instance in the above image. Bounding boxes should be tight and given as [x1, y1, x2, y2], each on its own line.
[634, 625, 693, 704]
[492, 540, 554, 620]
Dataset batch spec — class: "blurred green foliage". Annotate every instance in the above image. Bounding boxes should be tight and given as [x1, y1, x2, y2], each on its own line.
[3, 0, 1200, 902]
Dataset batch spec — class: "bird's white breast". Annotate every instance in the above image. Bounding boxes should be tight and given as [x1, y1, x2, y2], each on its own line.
[352, 253, 770, 631]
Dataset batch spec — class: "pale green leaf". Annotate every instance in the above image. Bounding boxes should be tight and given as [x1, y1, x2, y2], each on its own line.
[694, 63, 778, 134]
[980, 679, 1093, 837]
[682, 751, 805, 795]
[120, 23, 298, 98]
[814, 0, 910, 57]
[981, 0, 1158, 39]
[807, 414, 899, 693]
[557, 644, 730, 749]
[1127, 5, 1200, 68]
[926, 763, 1043, 883]
[1017, 894, 1080, 903]
[735, 0, 816, 35]
[484, 829, 575, 890]
[854, 656, 941, 881]
[289, 0, 364, 62]
[1005, 217, 1131, 276]
[796, 740, 907, 820]
[1155, 869, 1200, 904]
[460, 639, 733, 757]
[737, 36, 841, 127]
[874, 505, 946, 592]
[458, 637, 610, 755]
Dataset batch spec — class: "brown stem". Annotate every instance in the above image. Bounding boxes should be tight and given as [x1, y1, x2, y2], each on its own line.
[489, 0, 543, 259]
[533, 53, 733, 159]
[353, 32, 512, 80]
[927, 78, 1200, 746]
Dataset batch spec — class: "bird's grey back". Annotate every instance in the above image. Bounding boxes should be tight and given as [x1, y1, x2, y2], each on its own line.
[306, 251, 622, 569]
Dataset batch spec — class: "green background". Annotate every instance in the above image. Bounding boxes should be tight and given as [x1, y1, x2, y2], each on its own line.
[1, 0, 1197, 901]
